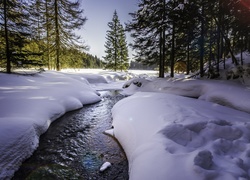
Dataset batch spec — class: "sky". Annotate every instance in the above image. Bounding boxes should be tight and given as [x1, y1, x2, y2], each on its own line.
[79, 0, 139, 60]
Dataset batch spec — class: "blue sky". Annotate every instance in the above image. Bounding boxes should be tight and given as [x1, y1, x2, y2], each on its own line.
[79, 0, 138, 60]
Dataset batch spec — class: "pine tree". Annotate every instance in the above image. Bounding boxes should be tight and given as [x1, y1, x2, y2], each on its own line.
[28, 0, 52, 69]
[52, 0, 86, 71]
[117, 23, 129, 71]
[0, 0, 31, 73]
[127, 0, 250, 78]
[103, 10, 129, 71]
[29, 0, 87, 70]
[127, 0, 167, 77]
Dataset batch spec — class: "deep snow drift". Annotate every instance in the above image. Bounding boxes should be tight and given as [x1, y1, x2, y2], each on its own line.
[0, 71, 102, 179]
[111, 79, 250, 180]
[109, 51, 250, 180]
[0, 68, 157, 179]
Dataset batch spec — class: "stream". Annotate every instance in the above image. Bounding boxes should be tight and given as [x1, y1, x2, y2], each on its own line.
[12, 90, 128, 180]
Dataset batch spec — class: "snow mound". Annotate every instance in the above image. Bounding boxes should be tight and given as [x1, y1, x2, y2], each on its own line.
[80, 73, 108, 84]
[122, 78, 250, 114]
[0, 71, 101, 179]
[111, 92, 250, 180]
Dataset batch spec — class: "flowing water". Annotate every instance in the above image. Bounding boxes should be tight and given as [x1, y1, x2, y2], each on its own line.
[13, 90, 128, 180]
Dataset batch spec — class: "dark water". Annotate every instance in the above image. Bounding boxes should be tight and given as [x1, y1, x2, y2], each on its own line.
[13, 91, 128, 180]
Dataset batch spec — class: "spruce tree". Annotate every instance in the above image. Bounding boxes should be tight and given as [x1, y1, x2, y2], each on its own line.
[0, 0, 31, 73]
[103, 10, 129, 71]
[52, 0, 86, 71]
[30, 0, 87, 70]
[127, 0, 168, 77]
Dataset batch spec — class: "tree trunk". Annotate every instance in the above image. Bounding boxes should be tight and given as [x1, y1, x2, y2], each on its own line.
[240, 34, 243, 65]
[170, 21, 175, 78]
[209, 28, 212, 72]
[158, 0, 166, 78]
[186, 20, 191, 75]
[162, 0, 166, 78]
[200, 1, 205, 78]
[55, 0, 60, 71]
[162, 28, 166, 78]
[159, 28, 164, 78]
[46, 0, 51, 70]
[186, 40, 190, 75]
[216, 24, 220, 73]
[114, 23, 117, 72]
[4, 0, 11, 73]
[219, 29, 238, 65]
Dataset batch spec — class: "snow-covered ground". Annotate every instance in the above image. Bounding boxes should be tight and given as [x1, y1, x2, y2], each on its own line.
[108, 52, 250, 180]
[1, 54, 250, 180]
[0, 68, 155, 179]
[111, 78, 250, 180]
[0, 70, 105, 179]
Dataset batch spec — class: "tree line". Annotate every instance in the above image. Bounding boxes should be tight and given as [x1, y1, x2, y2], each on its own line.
[126, 0, 250, 78]
[0, 0, 103, 73]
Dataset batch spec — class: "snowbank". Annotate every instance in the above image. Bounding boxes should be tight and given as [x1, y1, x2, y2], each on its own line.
[0, 71, 101, 179]
[110, 74, 250, 180]
[112, 92, 250, 180]
[122, 78, 250, 114]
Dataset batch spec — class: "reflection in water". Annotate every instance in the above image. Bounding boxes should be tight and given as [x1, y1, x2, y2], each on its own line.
[13, 91, 128, 180]
[81, 153, 103, 172]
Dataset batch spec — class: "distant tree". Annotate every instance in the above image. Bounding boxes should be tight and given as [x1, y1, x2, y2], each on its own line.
[103, 10, 129, 71]
[82, 53, 103, 69]
[129, 60, 156, 70]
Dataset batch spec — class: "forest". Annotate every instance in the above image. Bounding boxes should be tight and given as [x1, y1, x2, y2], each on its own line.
[0, 0, 103, 73]
[1, 0, 250, 77]
[126, 0, 250, 78]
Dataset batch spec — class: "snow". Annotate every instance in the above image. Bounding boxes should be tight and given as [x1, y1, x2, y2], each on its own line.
[0, 68, 154, 179]
[99, 161, 112, 172]
[1, 65, 250, 180]
[111, 76, 250, 179]
[0, 70, 102, 179]
[122, 78, 250, 113]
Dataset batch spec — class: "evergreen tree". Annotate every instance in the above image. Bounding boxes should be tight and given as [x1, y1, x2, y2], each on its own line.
[28, 0, 52, 69]
[52, 0, 86, 71]
[127, 0, 167, 77]
[126, 0, 171, 77]
[127, 0, 250, 78]
[29, 0, 87, 70]
[0, 0, 31, 73]
[0, 0, 93, 71]
[103, 10, 129, 71]
[83, 53, 103, 69]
